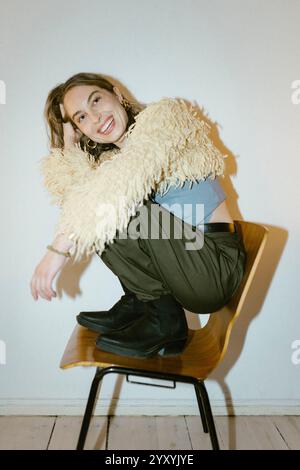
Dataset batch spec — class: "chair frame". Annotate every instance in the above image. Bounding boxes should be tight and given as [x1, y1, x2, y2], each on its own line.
[60, 220, 269, 451]
[76, 366, 218, 450]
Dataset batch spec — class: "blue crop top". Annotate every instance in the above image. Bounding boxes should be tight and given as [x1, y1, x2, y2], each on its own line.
[151, 177, 226, 227]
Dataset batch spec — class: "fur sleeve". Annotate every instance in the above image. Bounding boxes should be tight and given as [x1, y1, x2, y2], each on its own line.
[38, 145, 118, 206]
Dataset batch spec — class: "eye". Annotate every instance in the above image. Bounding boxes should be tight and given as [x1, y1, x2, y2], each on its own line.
[78, 114, 85, 122]
[93, 97, 100, 104]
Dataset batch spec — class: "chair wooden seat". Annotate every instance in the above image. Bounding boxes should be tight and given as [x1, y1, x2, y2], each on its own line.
[60, 220, 269, 450]
[60, 323, 221, 380]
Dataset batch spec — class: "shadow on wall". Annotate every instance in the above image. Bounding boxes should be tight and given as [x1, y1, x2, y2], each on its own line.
[209, 224, 287, 449]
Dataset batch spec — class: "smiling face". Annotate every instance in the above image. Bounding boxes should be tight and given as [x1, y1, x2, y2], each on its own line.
[63, 85, 129, 148]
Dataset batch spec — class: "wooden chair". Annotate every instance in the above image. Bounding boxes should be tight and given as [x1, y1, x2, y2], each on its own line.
[60, 220, 269, 450]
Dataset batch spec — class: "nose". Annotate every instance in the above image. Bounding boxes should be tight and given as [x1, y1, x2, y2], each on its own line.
[90, 109, 102, 123]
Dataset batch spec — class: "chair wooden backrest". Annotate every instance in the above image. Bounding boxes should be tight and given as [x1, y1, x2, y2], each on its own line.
[196, 220, 269, 373]
[60, 220, 269, 381]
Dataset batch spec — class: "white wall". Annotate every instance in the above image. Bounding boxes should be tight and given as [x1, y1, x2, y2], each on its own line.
[0, 0, 299, 415]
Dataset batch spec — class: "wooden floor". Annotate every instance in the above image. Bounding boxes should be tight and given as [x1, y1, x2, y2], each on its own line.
[0, 416, 299, 450]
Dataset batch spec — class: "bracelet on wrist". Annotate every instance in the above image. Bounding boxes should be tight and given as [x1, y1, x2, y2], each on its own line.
[47, 245, 71, 258]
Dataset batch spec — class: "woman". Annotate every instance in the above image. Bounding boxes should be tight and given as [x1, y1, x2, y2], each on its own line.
[30, 73, 246, 358]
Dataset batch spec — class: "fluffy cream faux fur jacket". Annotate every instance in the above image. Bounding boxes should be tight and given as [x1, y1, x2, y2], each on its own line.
[39, 97, 226, 263]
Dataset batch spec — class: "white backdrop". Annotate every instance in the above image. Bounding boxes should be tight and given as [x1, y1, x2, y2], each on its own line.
[0, 0, 299, 415]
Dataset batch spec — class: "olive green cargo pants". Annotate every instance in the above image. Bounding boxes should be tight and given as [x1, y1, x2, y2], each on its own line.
[97, 199, 246, 314]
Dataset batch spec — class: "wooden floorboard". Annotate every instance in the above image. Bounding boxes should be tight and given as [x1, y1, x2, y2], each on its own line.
[107, 416, 192, 450]
[48, 416, 107, 450]
[0, 416, 298, 450]
[0, 416, 56, 450]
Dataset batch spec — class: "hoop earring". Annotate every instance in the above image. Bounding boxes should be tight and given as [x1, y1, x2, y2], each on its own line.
[122, 97, 131, 111]
[87, 139, 97, 149]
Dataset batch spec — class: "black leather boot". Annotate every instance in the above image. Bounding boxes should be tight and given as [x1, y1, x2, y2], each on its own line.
[95, 293, 188, 358]
[76, 280, 148, 334]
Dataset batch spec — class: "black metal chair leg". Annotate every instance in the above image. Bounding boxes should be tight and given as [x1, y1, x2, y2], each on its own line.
[76, 367, 104, 450]
[194, 383, 208, 433]
[196, 381, 220, 450]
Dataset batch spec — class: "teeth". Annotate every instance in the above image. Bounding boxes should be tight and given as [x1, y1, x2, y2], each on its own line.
[101, 117, 113, 133]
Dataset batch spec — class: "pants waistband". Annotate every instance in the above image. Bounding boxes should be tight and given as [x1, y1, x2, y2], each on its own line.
[200, 222, 237, 233]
